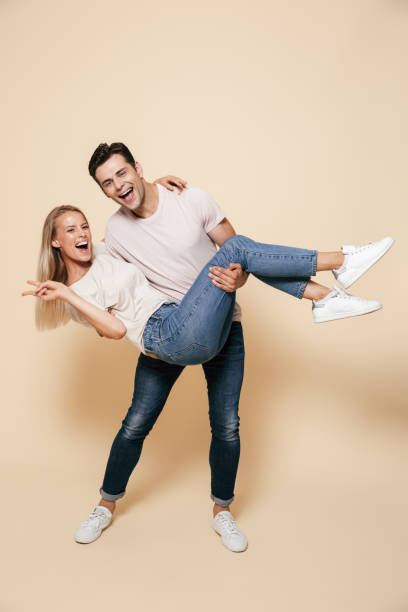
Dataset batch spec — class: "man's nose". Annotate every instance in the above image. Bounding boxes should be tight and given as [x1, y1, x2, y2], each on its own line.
[113, 177, 124, 192]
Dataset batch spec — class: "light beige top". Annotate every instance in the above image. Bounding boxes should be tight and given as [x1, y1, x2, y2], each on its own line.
[105, 184, 241, 321]
[65, 242, 169, 352]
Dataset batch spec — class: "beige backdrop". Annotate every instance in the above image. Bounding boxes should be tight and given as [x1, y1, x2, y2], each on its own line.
[1, 0, 407, 611]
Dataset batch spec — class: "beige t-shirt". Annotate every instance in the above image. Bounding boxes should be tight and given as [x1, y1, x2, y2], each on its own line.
[105, 184, 242, 321]
[65, 242, 169, 352]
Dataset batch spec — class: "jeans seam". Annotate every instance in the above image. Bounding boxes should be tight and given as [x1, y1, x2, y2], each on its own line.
[311, 250, 317, 276]
[159, 282, 212, 348]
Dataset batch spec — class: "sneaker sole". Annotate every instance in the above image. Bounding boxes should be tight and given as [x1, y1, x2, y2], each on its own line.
[313, 303, 382, 323]
[335, 237, 394, 289]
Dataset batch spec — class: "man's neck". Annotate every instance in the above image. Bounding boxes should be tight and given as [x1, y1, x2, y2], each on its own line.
[131, 180, 159, 219]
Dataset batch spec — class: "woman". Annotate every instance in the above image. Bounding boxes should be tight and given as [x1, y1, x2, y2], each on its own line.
[25, 206, 393, 349]
[23, 204, 394, 543]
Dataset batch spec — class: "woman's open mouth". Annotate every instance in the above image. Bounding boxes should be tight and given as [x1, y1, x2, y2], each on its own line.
[75, 241, 89, 253]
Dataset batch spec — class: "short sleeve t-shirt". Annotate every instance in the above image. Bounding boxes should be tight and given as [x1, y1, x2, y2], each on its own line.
[65, 242, 169, 352]
[105, 185, 242, 321]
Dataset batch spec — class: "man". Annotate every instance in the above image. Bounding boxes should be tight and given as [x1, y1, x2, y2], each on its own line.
[75, 142, 249, 552]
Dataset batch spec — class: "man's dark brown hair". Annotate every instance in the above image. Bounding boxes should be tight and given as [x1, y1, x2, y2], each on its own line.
[88, 142, 136, 182]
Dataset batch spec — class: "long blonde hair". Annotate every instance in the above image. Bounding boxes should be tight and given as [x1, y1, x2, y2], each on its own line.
[35, 205, 89, 330]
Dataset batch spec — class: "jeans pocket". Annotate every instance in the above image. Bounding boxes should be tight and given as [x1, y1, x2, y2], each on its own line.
[166, 343, 211, 366]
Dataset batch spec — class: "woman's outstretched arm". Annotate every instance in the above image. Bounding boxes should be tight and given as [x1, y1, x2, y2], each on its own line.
[22, 280, 127, 339]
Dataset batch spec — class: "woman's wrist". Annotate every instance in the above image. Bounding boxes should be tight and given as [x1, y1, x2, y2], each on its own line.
[61, 285, 76, 304]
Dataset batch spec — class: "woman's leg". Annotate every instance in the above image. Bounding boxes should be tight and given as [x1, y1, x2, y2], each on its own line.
[143, 234, 385, 364]
[143, 236, 320, 365]
[244, 250, 344, 300]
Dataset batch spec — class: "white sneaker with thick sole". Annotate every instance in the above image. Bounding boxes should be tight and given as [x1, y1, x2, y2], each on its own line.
[74, 506, 113, 544]
[212, 511, 248, 552]
[333, 237, 394, 289]
[312, 285, 382, 323]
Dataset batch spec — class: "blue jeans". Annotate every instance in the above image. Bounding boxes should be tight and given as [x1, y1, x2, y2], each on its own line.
[143, 235, 317, 366]
[100, 322, 244, 506]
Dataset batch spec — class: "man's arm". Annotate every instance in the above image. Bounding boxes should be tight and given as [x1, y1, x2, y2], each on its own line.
[207, 219, 249, 292]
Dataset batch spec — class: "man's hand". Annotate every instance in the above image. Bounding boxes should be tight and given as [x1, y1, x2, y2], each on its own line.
[208, 263, 249, 292]
[154, 175, 187, 193]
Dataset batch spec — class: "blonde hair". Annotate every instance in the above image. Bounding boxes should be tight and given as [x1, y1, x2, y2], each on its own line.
[35, 205, 89, 330]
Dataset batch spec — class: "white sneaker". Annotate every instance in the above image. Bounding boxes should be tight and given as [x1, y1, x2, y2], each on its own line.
[212, 511, 248, 552]
[74, 506, 113, 544]
[312, 285, 382, 323]
[333, 237, 394, 289]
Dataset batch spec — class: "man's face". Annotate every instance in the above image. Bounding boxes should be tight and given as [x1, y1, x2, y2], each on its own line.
[95, 153, 145, 212]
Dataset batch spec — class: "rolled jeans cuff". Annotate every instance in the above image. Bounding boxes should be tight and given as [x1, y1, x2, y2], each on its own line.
[100, 487, 126, 502]
[296, 279, 309, 299]
[211, 493, 234, 507]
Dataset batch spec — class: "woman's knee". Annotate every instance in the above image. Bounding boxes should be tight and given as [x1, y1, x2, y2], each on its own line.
[221, 234, 251, 263]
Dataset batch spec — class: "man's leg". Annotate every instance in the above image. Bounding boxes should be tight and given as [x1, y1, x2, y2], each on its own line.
[202, 321, 247, 552]
[100, 354, 184, 504]
[75, 354, 184, 544]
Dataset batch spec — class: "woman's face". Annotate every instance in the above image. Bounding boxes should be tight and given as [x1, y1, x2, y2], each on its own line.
[51, 211, 92, 263]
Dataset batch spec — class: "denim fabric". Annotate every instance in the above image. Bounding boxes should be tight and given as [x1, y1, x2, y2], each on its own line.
[100, 322, 245, 506]
[143, 235, 317, 366]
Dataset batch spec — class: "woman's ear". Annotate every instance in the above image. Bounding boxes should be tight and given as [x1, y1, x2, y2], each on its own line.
[51, 239, 60, 248]
[135, 161, 144, 178]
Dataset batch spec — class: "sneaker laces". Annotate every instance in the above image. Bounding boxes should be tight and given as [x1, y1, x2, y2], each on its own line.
[331, 286, 366, 301]
[216, 513, 242, 535]
[343, 242, 373, 254]
[81, 508, 108, 527]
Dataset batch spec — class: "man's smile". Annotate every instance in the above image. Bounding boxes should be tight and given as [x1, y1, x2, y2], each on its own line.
[119, 187, 134, 204]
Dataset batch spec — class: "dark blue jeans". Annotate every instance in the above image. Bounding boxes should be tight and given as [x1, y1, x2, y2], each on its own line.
[100, 322, 245, 506]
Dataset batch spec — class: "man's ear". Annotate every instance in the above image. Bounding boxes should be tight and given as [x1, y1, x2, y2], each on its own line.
[51, 239, 60, 248]
[135, 161, 144, 178]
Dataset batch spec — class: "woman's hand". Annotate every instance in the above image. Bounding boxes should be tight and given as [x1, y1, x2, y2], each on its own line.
[22, 280, 72, 302]
[208, 263, 249, 292]
[154, 175, 187, 193]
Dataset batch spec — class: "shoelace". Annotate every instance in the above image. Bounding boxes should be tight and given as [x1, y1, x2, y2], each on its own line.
[332, 287, 365, 301]
[347, 242, 373, 254]
[216, 514, 242, 535]
[81, 509, 108, 527]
